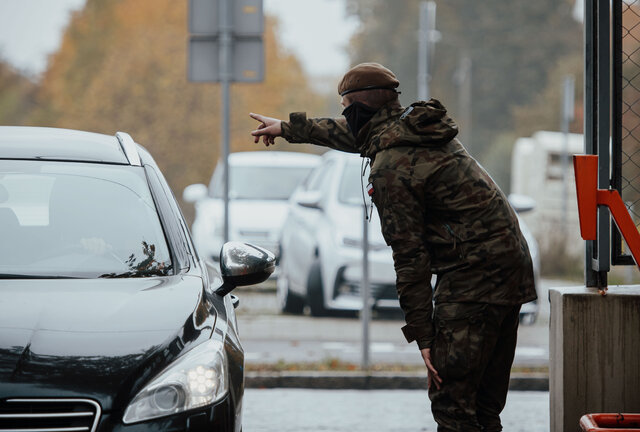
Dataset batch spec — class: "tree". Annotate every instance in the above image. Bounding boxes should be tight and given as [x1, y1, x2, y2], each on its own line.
[0, 58, 36, 125]
[30, 0, 324, 220]
[345, 0, 582, 166]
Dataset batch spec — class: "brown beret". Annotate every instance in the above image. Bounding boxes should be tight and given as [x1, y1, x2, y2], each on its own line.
[338, 62, 400, 96]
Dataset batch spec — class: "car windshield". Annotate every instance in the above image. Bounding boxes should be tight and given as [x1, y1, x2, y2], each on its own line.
[0, 160, 172, 279]
[212, 166, 313, 200]
[338, 160, 370, 205]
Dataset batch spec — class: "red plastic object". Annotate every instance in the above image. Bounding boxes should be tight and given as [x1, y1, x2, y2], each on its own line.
[574, 155, 599, 240]
[574, 154, 640, 268]
[580, 413, 640, 431]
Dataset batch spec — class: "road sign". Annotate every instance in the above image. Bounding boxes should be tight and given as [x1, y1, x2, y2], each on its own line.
[234, 0, 263, 36]
[187, 0, 264, 244]
[188, 37, 264, 82]
[189, 0, 263, 36]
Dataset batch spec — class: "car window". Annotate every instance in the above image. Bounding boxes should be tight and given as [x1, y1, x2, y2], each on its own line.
[0, 160, 172, 278]
[301, 165, 322, 191]
[145, 165, 192, 272]
[211, 165, 313, 200]
[306, 161, 335, 192]
[338, 159, 370, 205]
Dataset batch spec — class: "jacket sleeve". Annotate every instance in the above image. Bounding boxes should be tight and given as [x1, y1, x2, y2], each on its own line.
[371, 169, 435, 350]
[281, 112, 360, 154]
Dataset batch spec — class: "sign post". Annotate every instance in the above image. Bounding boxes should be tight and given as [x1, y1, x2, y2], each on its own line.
[362, 208, 371, 370]
[188, 0, 264, 243]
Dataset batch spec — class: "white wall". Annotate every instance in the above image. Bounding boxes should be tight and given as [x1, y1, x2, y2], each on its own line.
[511, 131, 585, 258]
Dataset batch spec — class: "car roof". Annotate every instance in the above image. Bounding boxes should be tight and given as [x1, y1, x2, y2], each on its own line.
[0, 126, 137, 165]
[228, 151, 321, 167]
[323, 149, 361, 162]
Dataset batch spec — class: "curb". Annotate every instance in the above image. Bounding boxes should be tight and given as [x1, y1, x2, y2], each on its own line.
[245, 372, 549, 391]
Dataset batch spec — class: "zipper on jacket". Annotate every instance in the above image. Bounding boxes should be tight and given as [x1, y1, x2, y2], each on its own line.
[444, 223, 457, 250]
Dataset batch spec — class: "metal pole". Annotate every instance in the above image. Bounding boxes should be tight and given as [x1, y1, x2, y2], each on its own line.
[418, 2, 436, 101]
[220, 0, 232, 243]
[361, 208, 371, 370]
[456, 55, 472, 152]
[584, 0, 598, 286]
[418, 2, 428, 101]
[561, 75, 575, 233]
[596, 0, 610, 276]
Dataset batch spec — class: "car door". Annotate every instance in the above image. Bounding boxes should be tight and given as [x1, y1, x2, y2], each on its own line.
[283, 159, 335, 294]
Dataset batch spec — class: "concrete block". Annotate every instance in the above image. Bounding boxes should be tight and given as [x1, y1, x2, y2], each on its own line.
[550, 286, 640, 432]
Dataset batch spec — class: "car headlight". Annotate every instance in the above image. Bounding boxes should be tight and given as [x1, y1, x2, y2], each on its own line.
[122, 339, 228, 424]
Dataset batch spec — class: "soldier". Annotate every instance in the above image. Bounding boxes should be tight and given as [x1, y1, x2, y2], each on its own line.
[250, 62, 536, 432]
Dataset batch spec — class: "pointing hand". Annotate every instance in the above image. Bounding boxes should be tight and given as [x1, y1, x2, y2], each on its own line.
[250, 113, 283, 147]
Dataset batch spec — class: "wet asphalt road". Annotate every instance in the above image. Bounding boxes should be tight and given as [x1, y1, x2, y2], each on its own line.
[243, 389, 550, 432]
[235, 279, 576, 368]
[235, 280, 566, 431]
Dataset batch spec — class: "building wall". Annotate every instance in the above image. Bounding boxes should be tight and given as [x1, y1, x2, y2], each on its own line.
[511, 131, 585, 258]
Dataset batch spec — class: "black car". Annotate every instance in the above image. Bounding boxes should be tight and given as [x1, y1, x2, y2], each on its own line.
[0, 126, 274, 432]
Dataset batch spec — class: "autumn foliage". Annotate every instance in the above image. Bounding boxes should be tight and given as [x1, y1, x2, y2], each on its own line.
[26, 0, 324, 219]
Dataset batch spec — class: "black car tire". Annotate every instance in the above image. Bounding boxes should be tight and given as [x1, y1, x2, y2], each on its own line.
[307, 261, 328, 317]
[276, 273, 304, 315]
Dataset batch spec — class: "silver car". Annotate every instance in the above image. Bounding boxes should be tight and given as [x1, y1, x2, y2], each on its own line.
[184, 151, 320, 264]
[278, 151, 396, 316]
[277, 150, 541, 323]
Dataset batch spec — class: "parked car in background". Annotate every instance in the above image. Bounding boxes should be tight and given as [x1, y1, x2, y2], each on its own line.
[508, 193, 541, 325]
[277, 150, 541, 323]
[0, 127, 275, 432]
[184, 151, 320, 266]
[277, 151, 397, 316]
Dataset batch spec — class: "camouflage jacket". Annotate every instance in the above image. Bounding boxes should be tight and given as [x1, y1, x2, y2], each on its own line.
[281, 99, 537, 349]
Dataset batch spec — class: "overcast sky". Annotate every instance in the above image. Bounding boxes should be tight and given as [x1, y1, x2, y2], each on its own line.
[0, 0, 358, 79]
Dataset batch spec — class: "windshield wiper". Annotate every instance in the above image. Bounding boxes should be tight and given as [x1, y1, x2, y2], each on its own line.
[0, 274, 81, 279]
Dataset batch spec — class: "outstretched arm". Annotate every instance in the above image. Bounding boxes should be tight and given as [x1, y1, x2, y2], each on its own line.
[250, 112, 359, 153]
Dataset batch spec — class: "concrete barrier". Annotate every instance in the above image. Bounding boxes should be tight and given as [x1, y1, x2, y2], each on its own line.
[550, 286, 640, 432]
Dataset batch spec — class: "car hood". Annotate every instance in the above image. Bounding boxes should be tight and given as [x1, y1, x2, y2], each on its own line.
[0, 275, 216, 410]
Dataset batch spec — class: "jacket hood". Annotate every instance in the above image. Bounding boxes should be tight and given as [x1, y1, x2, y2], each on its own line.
[358, 98, 459, 156]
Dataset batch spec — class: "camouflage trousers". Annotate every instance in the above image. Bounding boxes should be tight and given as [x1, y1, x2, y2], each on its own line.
[428, 302, 521, 432]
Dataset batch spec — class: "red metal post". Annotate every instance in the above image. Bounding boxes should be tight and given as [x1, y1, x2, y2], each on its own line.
[574, 154, 640, 268]
[574, 155, 599, 240]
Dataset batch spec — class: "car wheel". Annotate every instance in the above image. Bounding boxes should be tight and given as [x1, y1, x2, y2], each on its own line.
[307, 261, 328, 317]
[276, 273, 304, 314]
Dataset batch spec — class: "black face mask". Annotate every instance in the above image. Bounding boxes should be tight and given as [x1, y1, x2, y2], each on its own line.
[342, 102, 378, 138]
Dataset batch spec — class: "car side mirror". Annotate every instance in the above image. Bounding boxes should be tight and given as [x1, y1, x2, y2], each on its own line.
[508, 193, 536, 214]
[215, 242, 275, 296]
[183, 183, 208, 203]
[295, 190, 322, 210]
